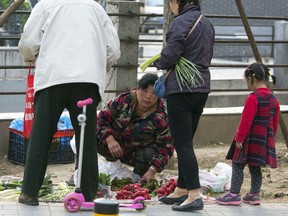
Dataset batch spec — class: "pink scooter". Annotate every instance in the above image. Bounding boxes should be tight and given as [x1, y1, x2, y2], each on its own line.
[63, 98, 145, 212]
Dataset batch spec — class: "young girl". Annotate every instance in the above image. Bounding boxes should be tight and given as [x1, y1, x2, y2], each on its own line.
[216, 62, 280, 206]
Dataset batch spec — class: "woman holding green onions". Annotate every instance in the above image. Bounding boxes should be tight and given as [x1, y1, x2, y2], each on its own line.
[154, 0, 215, 212]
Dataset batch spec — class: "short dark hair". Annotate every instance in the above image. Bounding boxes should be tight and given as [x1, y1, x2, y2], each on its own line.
[244, 62, 276, 85]
[137, 73, 159, 90]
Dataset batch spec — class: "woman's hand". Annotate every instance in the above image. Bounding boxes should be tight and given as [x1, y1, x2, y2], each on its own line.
[106, 135, 124, 158]
[140, 166, 156, 182]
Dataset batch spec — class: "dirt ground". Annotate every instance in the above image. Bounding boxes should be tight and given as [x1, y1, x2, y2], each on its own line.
[0, 142, 288, 203]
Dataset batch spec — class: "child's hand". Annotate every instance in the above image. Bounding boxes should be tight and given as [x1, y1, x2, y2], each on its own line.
[236, 142, 243, 149]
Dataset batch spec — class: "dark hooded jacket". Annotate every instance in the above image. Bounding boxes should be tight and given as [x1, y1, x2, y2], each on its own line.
[154, 5, 215, 95]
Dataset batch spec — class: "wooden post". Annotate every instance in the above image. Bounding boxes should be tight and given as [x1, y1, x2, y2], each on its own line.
[0, 0, 25, 27]
[162, 0, 175, 170]
[163, 0, 173, 45]
[235, 0, 288, 149]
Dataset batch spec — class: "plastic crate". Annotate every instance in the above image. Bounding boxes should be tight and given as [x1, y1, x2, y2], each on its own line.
[8, 129, 75, 165]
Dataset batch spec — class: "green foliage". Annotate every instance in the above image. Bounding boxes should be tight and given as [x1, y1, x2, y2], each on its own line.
[38, 174, 53, 197]
[0, 0, 30, 10]
[0, 0, 31, 32]
[0, 0, 11, 9]
[98, 173, 111, 186]
[205, 187, 222, 197]
[111, 177, 133, 191]
[139, 53, 204, 91]
[141, 179, 160, 194]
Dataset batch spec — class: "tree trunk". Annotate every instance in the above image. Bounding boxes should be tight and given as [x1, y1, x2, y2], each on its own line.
[163, 0, 176, 170]
[0, 0, 25, 27]
[163, 0, 173, 46]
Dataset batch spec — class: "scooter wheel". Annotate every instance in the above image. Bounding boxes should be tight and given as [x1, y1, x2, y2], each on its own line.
[133, 197, 146, 211]
[64, 195, 81, 212]
[135, 200, 146, 212]
[132, 196, 144, 205]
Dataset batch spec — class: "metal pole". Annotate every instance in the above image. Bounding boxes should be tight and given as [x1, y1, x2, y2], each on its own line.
[235, 0, 288, 148]
[0, 0, 25, 27]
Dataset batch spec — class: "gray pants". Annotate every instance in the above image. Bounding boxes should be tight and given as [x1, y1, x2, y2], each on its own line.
[230, 163, 262, 194]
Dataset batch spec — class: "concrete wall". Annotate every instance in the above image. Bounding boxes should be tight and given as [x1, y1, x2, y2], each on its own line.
[0, 47, 26, 113]
[194, 111, 288, 146]
[1, 111, 287, 155]
[100, 1, 140, 108]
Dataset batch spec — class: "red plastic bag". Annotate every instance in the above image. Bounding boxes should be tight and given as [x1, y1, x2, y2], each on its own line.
[23, 67, 34, 138]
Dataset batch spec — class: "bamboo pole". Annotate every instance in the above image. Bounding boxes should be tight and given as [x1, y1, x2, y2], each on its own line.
[235, 0, 288, 148]
[0, 0, 25, 27]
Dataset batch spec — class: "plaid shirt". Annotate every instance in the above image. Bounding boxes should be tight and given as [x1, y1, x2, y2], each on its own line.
[97, 90, 174, 172]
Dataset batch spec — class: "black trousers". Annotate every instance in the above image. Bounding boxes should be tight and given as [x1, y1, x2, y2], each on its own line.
[22, 83, 101, 201]
[166, 92, 208, 190]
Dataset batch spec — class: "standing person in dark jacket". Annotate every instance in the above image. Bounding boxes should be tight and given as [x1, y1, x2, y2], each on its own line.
[155, 0, 215, 212]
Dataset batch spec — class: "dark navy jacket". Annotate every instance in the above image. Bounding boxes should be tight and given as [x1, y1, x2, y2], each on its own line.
[154, 5, 215, 95]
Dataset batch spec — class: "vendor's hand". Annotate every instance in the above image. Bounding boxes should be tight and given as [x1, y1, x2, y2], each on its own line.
[140, 167, 156, 182]
[236, 142, 243, 149]
[106, 135, 124, 158]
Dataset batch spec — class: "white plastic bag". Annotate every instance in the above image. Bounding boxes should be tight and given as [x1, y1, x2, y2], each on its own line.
[199, 162, 232, 193]
[98, 158, 132, 181]
[71, 138, 133, 183]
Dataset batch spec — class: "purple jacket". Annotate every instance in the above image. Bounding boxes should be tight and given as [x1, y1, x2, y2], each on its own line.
[154, 5, 215, 95]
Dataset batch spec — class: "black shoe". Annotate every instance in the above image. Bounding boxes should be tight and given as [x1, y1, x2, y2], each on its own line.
[172, 198, 204, 212]
[18, 193, 39, 206]
[158, 194, 188, 205]
[85, 194, 98, 202]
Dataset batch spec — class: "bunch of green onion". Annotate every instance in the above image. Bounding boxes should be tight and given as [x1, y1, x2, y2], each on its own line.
[139, 54, 204, 91]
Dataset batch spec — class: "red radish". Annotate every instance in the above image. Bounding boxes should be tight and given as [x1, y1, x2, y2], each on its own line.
[155, 178, 178, 197]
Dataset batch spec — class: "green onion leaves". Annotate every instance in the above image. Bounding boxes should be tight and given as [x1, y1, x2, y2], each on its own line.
[139, 54, 161, 72]
[139, 54, 204, 91]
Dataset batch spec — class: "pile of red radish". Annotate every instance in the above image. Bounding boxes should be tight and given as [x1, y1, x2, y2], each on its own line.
[115, 183, 151, 200]
[155, 178, 177, 198]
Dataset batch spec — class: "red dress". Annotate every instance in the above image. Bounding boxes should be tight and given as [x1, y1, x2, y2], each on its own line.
[226, 88, 280, 168]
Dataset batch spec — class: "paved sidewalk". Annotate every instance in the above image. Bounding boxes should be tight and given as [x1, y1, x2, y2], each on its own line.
[1, 201, 288, 216]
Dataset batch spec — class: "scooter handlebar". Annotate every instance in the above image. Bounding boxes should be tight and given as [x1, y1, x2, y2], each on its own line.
[77, 98, 93, 108]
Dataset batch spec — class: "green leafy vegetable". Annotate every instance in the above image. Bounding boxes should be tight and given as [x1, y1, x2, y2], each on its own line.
[139, 54, 204, 91]
[98, 173, 111, 186]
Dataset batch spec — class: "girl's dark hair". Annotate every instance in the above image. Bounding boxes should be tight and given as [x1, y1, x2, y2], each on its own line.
[178, 0, 202, 14]
[244, 62, 277, 85]
[137, 73, 159, 90]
